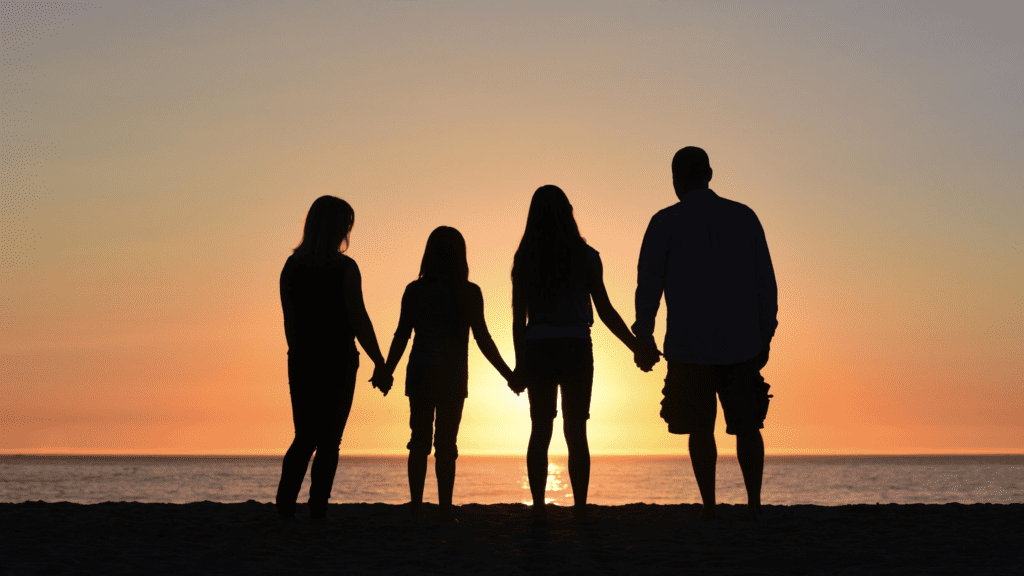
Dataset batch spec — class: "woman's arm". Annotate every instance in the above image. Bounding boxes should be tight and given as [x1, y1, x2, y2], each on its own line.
[343, 261, 391, 392]
[469, 287, 513, 381]
[589, 255, 639, 353]
[509, 279, 527, 394]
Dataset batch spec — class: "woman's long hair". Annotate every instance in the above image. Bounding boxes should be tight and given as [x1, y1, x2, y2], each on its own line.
[419, 226, 471, 331]
[511, 185, 587, 313]
[293, 195, 355, 261]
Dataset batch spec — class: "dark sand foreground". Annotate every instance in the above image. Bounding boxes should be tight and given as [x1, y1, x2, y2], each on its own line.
[2, 502, 1021, 575]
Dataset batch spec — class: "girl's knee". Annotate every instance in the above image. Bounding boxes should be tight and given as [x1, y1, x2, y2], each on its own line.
[434, 443, 458, 462]
[531, 418, 555, 433]
[407, 437, 432, 458]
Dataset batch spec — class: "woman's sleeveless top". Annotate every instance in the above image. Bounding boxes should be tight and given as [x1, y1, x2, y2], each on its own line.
[525, 245, 599, 340]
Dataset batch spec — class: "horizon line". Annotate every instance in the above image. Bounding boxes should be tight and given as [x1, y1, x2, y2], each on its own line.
[3, 450, 1023, 458]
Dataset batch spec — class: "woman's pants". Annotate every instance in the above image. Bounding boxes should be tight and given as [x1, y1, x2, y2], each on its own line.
[276, 350, 359, 517]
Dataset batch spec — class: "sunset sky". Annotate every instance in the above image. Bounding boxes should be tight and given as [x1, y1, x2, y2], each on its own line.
[2, 1, 1021, 456]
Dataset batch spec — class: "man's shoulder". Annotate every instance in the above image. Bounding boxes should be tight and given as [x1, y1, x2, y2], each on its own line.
[712, 192, 761, 215]
[645, 203, 683, 229]
[708, 193, 762, 227]
[714, 194, 754, 212]
[652, 202, 683, 218]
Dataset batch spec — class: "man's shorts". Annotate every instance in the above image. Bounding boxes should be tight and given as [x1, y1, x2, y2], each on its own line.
[660, 356, 771, 435]
[524, 337, 593, 421]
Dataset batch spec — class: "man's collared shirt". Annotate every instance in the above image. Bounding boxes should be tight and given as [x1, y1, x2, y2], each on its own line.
[633, 189, 778, 365]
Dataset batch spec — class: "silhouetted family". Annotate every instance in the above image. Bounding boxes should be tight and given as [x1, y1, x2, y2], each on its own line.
[276, 147, 778, 525]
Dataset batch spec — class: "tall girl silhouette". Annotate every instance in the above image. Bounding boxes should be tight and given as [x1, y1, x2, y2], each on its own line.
[277, 195, 391, 520]
[385, 226, 513, 522]
[510, 185, 639, 525]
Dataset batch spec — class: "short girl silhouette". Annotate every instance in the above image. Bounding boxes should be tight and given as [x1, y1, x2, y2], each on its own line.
[277, 195, 391, 520]
[510, 185, 639, 525]
[384, 226, 513, 522]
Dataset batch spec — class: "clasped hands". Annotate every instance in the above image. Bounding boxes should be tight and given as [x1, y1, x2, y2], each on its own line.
[506, 368, 527, 396]
[633, 341, 662, 373]
[503, 340, 661, 398]
[370, 364, 394, 396]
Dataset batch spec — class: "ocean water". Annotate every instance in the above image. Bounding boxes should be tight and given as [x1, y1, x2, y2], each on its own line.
[1, 455, 1022, 506]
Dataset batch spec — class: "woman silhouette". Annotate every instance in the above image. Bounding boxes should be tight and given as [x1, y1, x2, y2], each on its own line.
[277, 195, 391, 520]
[384, 226, 513, 522]
[510, 185, 639, 525]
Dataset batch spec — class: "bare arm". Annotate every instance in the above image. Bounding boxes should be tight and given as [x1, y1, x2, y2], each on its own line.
[509, 278, 527, 394]
[343, 261, 386, 368]
[469, 287, 513, 381]
[588, 255, 638, 353]
[477, 338, 513, 381]
[384, 335, 410, 376]
[384, 285, 414, 375]
[511, 280, 526, 368]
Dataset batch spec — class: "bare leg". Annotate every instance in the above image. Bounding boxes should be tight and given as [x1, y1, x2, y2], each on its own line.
[408, 452, 427, 520]
[527, 418, 555, 523]
[436, 458, 456, 521]
[736, 430, 764, 519]
[688, 431, 717, 520]
[563, 418, 591, 521]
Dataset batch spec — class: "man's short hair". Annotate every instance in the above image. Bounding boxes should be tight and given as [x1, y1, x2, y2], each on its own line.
[672, 147, 712, 183]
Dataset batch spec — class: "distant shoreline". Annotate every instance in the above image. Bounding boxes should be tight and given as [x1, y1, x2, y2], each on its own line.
[1, 501, 1020, 575]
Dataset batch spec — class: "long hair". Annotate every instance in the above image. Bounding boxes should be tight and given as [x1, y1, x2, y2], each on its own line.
[419, 226, 469, 283]
[419, 226, 471, 331]
[293, 195, 355, 261]
[511, 185, 587, 313]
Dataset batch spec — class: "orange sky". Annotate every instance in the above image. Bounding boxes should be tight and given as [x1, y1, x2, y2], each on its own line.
[2, 1, 1022, 456]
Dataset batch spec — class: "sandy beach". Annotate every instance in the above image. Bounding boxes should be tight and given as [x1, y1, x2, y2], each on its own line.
[1, 501, 1021, 575]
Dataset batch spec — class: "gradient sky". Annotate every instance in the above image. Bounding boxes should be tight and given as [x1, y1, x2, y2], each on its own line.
[2, 1, 1021, 455]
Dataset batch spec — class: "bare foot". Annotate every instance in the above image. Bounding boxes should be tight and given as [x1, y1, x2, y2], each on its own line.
[410, 502, 424, 522]
[746, 502, 762, 521]
[438, 505, 458, 524]
[698, 504, 717, 522]
[573, 506, 597, 525]
[532, 503, 548, 527]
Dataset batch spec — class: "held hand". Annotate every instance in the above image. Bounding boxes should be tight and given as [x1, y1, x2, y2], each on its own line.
[370, 365, 394, 397]
[507, 368, 527, 396]
[634, 344, 662, 373]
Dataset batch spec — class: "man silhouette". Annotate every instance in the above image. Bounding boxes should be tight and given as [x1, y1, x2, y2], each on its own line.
[632, 147, 777, 520]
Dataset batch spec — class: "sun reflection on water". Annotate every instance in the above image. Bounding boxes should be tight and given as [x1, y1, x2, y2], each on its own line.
[519, 461, 572, 505]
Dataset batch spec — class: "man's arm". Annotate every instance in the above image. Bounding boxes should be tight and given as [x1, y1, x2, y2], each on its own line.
[632, 212, 669, 370]
[753, 213, 778, 367]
